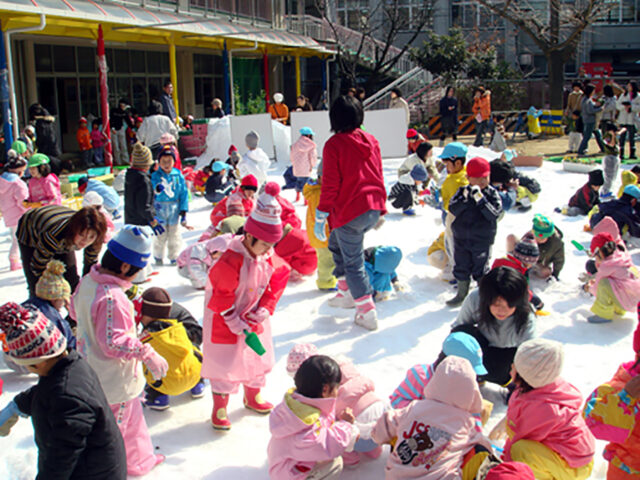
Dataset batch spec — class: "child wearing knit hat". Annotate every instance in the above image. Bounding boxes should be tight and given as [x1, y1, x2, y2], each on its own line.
[125, 142, 163, 235]
[209, 174, 257, 228]
[388, 163, 428, 215]
[490, 338, 595, 480]
[529, 213, 565, 280]
[0, 302, 127, 479]
[202, 182, 291, 430]
[139, 287, 203, 411]
[563, 169, 604, 216]
[70, 225, 167, 475]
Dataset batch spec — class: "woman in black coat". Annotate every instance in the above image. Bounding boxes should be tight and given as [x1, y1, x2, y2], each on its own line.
[439, 86, 459, 144]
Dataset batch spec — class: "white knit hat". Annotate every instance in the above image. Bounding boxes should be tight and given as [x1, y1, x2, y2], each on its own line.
[286, 343, 318, 377]
[514, 338, 564, 388]
[82, 191, 104, 207]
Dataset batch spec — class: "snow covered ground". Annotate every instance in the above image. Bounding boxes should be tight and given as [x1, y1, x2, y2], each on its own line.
[1, 146, 638, 479]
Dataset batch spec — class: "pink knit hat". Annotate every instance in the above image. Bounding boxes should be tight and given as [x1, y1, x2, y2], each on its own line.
[244, 182, 283, 243]
[286, 343, 318, 376]
[0, 302, 67, 365]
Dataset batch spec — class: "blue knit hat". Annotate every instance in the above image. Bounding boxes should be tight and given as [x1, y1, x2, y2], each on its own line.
[107, 226, 152, 268]
[410, 164, 428, 182]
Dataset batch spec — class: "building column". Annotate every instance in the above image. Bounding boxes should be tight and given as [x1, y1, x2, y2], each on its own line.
[263, 51, 270, 111]
[169, 39, 179, 119]
[177, 50, 194, 118]
[295, 55, 301, 97]
[24, 40, 37, 108]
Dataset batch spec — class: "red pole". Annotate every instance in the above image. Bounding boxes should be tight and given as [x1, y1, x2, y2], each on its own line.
[263, 51, 270, 112]
[97, 25, 113, 170]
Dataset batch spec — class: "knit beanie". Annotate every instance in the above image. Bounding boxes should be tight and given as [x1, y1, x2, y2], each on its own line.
[0, 302, 67, 365]
[240, 174, 259, 191]
[107, 225, 153, 268]
[513, 233, 540, 265]
[410, 164, 428, 182]
[590, 232, 615, 255]
[141, 287, 172, 319]
[77, 176, 89, 192]
[245, 130, 260, 149]
[158, 144, 176, 161]
[286, 343, 318, 377]
[532, 214, 555, 240]
[82, 191, 104, 207]
[131, 142, 154, 169]
[466, 157, 491, 178]
[217, 215, 246, 235]
[35, 260, 72, 301]
[485, 462, 535, 480]
[588, 169, 604, 186]
[406, 128, 418, 139]
[228, 145, 238, 155]
[514, 338, 564, 388]
[244, 182, 283, 243]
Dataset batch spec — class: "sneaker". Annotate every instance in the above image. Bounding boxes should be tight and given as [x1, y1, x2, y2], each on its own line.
[145, 393, 170, 411]
[155, 257, 164, 266]
[402, 208, 416, 216]
[190, 380, 206, 399]
[354, 309, 378, 330]
[328, 289, 355, 308]
[170, 259, 177, 266]
[587, 314, 612, 324]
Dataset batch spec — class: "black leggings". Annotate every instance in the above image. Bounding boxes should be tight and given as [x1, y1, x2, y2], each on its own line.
[451, 324, 517, 386]
[19, 243, 80, 297]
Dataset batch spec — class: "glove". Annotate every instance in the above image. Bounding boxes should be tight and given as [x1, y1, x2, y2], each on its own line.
[150, 220, 165, 236]
[179, 211, 187, 227]
[470, 185, 483, 202]
[141, 346, 169, 381]
[244, 307, 270, 324]
[0, 401, 26, 437]
[155, 183, 165, 194]
[462, 186, 470, 200]
[314, 210, 329, 242]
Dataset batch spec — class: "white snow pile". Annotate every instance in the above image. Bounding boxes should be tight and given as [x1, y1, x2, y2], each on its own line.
[1, 145, 638, 479]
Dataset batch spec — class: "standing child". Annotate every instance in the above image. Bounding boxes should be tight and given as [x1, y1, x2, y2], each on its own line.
[490, 339, 595, 480]
[568, 110, 584, 153]
[290, 127, 318, 204]
[0, 155, 28, 270]
[268, 355, 359, 479]
[76, 117, 94, 169]
[90, 120, 107, 166]
[565, 169, 604, 216]
[26, 154, 62, 206]
[202, 183, 290, 429]
[71, 225, 167, 476]
[0, 302, 127, 479]
[389, 164, 428, 216]
[585, 232, 640, 323]
[447, 157, 503, 306]
[238, 130, 270, 187]
[151, 145, 189, 265]
[602, 123, 624, 197]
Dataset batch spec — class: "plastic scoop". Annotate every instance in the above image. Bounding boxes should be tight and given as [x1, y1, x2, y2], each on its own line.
[243, 330, 266, 356]
[571, 240, 586, 252]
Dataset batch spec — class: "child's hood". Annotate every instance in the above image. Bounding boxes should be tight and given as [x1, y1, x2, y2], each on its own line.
[0, 172, 20, 192]
[514, 378, 583, 411]
[269, 388, 337, 438]
[423, 356, 483, 414]
[374, 246, 402, 274]
[621, 170, 638, 187]
[293, 135, 316, 153]
[204, 233, 234, 255]
[340, 129, 378, 158]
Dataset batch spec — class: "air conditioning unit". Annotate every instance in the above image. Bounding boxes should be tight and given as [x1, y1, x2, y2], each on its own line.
[519, 53, 533, 65]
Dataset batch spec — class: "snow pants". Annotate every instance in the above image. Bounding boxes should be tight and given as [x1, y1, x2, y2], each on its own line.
[510, 439, 593, 480]
[153, 224, 182, 262]
[316, 247, 337, 290]
[602, 154, 621, 196]
[110, 398, 157, 476]
[591, 278, 626, 320]
[453, 239, 491, 282]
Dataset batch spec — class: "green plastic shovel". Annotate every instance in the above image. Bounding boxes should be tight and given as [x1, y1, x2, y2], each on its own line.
[244, 330, 266, 356]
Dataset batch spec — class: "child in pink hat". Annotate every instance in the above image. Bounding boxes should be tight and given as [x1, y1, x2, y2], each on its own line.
[202, 182, 291, 430]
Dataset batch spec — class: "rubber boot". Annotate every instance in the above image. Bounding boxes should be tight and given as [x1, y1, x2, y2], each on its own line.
[328, 278, 355, 308]
[446, 280, 470, 307]
[211, 393, 231, 430]
[295, 191, 301, 203]
[243, 386, 273, 414]
[9, 258, 21, 271]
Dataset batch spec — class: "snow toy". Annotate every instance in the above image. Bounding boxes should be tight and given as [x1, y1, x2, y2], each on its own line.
[527, 106, 543, 139]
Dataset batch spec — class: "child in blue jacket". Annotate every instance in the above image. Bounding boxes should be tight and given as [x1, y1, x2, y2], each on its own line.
[151, 145, 189, 265]
[78, 176, 123, 219]
[364, 246, 403, 302]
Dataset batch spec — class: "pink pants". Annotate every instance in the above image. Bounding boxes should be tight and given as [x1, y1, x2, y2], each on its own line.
[110, 399, 158, 476]
[210, 375, 266, 394]
[9, 226, 19, 260]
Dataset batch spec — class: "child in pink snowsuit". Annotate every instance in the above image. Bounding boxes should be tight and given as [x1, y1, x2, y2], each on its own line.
[177, 233, 235, 289]
[202, 182, 291, 430]
[71, 226, 168, 476]
[27, 154, 62, 206]
[0, 155, 28, 270]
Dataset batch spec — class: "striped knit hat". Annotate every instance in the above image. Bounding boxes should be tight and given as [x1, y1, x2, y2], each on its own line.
[35, 260, 71, 301]
[244, 182, 283, 243]
[131, 142, 154, 169]
[0, 302, 67, 365]
[513, 233, 540, 265]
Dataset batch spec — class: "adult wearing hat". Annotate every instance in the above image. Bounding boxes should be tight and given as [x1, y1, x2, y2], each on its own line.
[17, 205, 108, 296]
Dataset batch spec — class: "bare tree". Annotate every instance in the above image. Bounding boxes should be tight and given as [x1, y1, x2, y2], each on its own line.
[474, 0, 616, 108]
[315, 0, 435, 92]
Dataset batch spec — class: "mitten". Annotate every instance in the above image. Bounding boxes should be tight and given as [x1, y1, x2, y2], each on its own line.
[141, 346, 169, 381]
[470, 185, 483, 202]
[314, 210, 329, 242]
[0, 401, 26, 437]
[150, 219, 165, 236]
[155, 183, 165, 194]
[244, 307, 270, 324]
[180, 211, 187, 227]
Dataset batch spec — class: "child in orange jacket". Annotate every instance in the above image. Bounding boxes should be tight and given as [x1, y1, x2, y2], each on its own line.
[76, 117, 94, 169]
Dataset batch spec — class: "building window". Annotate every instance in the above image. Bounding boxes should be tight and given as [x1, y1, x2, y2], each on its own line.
[388, 0, 430, 31]
[451, 0, 503, 29]
[193, 53, 224, 116]
[336, 0, 370, 30]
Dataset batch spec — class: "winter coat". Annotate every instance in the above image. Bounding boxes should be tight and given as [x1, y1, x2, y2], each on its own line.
[581, 97, 603, 124]
[201, 236, 290, 383]
[318, 129, 387, 229]
[536, 227, 565, 279]
[169, 302, 203, 346]
[565, 90, 584, 116]
[267, 389, 358, 480]
[159, 92, 177, 121]
[124, 168, 155, 226]
[494, 187, 517, 212]
[277, 195, 302, 229]
[336, 358, 382, 418]
[23, 296, 76, 350]
[452, 289, 536, 348]
[209, 188, 255, 227]
[389, 174, 419, 211]
[77, 126, 92, 151]
[151, 167, 189, 226]
[84, 179, 121, 213]
[90, 129, 106, 149]
[193, 170, 210, 190]
[269, 103, 290, 124]
[70, 265, 148, 404]
[275, 225, 318, 276]
[449, 184, 503, 248]
[389, 96, 410, 125]
[617, 93, 640, 125]
[439, 96, 458, 123]
[601, 96, 618, 123]
[204, 172, 234, 204]
[569, 183, 600, 215]
[364, 246, 402, 293]
[0, 171, 28, 227]
[303, 182, 328, 249]
[137, 114, 178, 147]
[389, 362, 437, 409]
[618, 170, 638, 198]
[28, 174, 62, 206]
[398, 153, 425, 178]
[407, 134, 427, 155]
[372, 356, 492, 480]
[239, 148, 270, 187]
[583, 361, 640, 474]
[441, 168, 468, 212]
[472, 92, 492, 121]
[13, 351, 126, 480]
[504, 378, 596, 469]
[177, 233, 234, 289]
[290, 135, 317, 178]
[110, 106, 132, 132]
[590, 198, 640, 238]
[590, 249, 640, 311]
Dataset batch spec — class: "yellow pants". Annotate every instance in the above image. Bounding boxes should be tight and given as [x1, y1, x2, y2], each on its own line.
[591, 278, 626, 320]
[510, 440, 593, 480]
[316, 247, 337, 290]
[517, 186, 539, 204]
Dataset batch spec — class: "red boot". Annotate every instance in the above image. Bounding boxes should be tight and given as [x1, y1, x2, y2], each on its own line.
[295, 191, 301, 203]
[243, 386, 273, 414]
[211, 393, 231, 430]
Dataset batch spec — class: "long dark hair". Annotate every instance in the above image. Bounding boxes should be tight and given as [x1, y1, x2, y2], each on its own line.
[629, 81, 639, 100]
[443, 86, 454, 98]
[478, 267, 530, 334]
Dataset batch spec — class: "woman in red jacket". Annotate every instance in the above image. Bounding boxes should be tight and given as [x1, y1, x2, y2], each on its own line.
[315, 96, 387, 331]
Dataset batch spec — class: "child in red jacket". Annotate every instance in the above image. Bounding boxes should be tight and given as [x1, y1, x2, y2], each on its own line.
[275, 224, 318, 281]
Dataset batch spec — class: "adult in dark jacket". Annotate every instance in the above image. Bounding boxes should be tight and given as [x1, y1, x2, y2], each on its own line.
[590, 186, 640, 237]
[124, 143, 163, 234]
[110, 99, 133, 166]
[28, 103, 61, 158]
[159, 81, 177, 122]
[567, 169, 604, 216]
[0, 303, 126, 480]
[439, 86, 458, 144]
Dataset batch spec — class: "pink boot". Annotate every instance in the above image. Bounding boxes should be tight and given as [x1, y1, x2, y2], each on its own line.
[243, 386, 273, 414]
[354, 294, 378, 330]
[328, 278, 355, 308]
[9, 258, 21, 271]
[211, 393, 232, 430]
[342, 451, 361, 467]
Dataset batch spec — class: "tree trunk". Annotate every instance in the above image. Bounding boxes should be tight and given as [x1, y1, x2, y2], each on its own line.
[547, 52, 565, 110]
